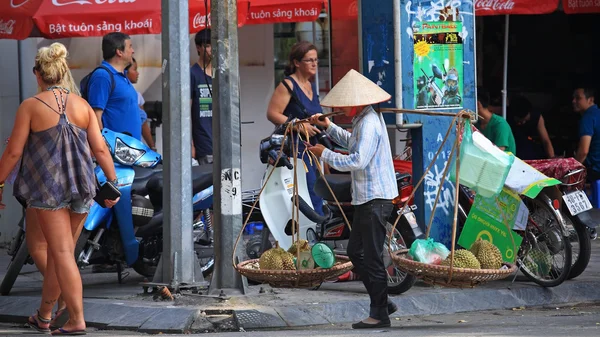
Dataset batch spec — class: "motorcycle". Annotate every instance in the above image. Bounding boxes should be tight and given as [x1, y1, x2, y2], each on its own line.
[143, 163, 216, 278]
[76, 129, 216, 279]
[245, 125, 423, 294]
[525, 161, 598, 280]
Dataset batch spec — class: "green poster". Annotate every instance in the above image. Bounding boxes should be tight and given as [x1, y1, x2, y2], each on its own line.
[413, 21, 463, 109]
[457, 188, 524, 263]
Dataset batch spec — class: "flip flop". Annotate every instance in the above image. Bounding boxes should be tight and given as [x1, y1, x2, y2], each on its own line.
[51, 327, 87, 335]
[26, 310, 51, 333]
[50, 307, 68, 329]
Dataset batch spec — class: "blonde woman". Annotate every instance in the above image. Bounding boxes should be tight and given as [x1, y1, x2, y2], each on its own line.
[7, 46, 85, 331]
[0, 42, 119, 335]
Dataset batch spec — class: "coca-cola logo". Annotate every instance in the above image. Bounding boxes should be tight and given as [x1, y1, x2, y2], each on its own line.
[193, 12, 211, 29]
[474, 0, 515, 11]
[52, 0, 136, 6]
[11, 0, 31, 8]
[0, 19, 16, 35]
[348, 1, 358, 17]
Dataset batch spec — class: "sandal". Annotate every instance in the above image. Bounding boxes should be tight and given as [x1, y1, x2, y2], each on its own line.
[27, 310, 51, 333]
[50, 307, 68, 329]
[51, 327, 87, 335]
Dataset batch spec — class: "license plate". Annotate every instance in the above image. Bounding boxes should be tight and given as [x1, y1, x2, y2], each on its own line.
[562, 190, 593, 216]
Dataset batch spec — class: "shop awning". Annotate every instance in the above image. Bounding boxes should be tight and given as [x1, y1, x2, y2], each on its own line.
[0, 0, 250, 40]
[246, 0, 328, 24]
[475, 0, 560, 16]
[475, 0, 600, 16]
[32, 0, 250, 39]
[563, 1, 600, 14]
[0, 0, 328, 40]
[0, 0, 42, 40]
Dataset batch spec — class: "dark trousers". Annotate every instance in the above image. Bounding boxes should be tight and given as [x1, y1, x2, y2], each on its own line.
[347, 199, 393, 321]
[302, 153, 324, 216]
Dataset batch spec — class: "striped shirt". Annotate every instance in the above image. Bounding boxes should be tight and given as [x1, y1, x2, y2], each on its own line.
[321, 105, 398, 205]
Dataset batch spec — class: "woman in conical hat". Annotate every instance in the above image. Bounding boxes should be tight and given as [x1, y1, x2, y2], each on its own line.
[307, 69, 398, 329]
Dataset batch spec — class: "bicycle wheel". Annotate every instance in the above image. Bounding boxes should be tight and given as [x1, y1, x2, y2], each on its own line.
[518, 195, 572, 287]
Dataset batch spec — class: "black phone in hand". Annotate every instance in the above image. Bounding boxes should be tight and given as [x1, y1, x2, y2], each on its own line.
[94, 181, 121, 208]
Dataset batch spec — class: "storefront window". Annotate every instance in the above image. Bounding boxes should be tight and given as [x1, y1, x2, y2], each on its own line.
[273, 14, 331, 98]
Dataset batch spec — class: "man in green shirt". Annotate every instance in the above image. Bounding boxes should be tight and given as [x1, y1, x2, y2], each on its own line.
[476, 87, 516, 154]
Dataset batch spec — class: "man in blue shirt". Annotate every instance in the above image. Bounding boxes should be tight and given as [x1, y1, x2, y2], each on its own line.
[191, 29, 213, 164]
[574, 87, 600, 181]
[87, 32, 141, 140]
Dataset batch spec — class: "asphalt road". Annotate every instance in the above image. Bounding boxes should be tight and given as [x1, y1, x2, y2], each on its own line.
[1, 303, 599, 336]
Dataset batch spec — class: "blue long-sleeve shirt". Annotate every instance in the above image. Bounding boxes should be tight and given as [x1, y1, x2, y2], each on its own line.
[321, 105, 398, 205]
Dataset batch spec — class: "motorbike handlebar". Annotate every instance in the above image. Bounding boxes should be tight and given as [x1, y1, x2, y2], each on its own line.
[268, 149, 293, 170]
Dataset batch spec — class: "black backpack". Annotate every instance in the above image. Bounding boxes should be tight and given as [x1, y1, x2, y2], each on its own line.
[80, 65, 115, 101]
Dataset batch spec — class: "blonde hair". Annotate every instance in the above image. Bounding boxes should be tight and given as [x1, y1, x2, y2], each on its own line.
[35, 42, 81, 96]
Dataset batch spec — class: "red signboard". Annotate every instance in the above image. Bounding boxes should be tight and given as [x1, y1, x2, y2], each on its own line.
[0, 0, 43, 40]
[247, 0, 327, 24]
[563, 0, 600, 14]
[474, 0, 559, 16]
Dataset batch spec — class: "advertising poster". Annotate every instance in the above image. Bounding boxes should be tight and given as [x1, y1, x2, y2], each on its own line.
[457, 188, 525, 263]
[413, 21, 463, 110]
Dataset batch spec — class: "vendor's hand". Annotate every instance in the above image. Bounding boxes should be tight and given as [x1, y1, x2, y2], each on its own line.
[104, 197, 120, 208]
[298, 124, 320, 137]
[309, 114, 331, 129]
[0, 189, 5, 210]
[307, 144, 326, 158]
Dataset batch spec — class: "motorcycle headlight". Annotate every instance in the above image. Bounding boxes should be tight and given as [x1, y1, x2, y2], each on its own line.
[137, 161, 158, 168]
[114, 138, 145, 165]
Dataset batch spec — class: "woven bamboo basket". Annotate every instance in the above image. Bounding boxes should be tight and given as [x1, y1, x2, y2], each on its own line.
[390, 249, 517, 287]
[386, 110, 518, 288]
[235, 255, 353, 288]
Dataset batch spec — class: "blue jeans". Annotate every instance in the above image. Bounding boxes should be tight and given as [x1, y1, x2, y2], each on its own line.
[28, 199, 91, 214]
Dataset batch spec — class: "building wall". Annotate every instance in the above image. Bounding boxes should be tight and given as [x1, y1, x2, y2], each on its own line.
[0, 25, 275, 244]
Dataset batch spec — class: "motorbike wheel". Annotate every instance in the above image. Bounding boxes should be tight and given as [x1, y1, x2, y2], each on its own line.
[245, 236, 272, 260]
[385, 224, 416, 295]
[518, 196, 572, 287]
[562, 210, 592, 280]
[0, 236, 29, 296]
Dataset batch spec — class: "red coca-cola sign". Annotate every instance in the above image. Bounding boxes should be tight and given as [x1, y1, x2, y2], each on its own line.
[563, 0, 600, 14]
[51, 0, 136, 6]
[475, 0, 558, 16]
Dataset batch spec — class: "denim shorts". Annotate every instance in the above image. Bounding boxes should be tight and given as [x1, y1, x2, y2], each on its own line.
[28, 199, 91, 214]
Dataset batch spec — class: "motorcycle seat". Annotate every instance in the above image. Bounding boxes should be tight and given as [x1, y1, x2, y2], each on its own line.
[315, 174, 352, 203]
[132, 166, 161, 195]
[146, 165, 213, 210]
[396, 172, 411, 182]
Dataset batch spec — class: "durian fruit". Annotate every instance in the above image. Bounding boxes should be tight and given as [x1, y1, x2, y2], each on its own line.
[470, 239, 503, 269]
[281, 252, 296, 270]
[441, 249, 481, 269]
[288, 239, 311, 255]
[259, 243, 285, 270]
[258, 242, 297, 270]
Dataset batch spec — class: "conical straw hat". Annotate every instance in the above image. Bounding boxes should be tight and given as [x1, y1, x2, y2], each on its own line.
[320, 69, 391, 108]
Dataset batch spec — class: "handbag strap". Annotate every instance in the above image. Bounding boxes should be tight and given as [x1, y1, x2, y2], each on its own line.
[281, 79, 309, 118]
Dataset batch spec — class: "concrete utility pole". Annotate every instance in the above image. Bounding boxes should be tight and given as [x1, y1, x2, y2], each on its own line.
[208, 0, 246, 295]
[154, 0, 205, 290]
